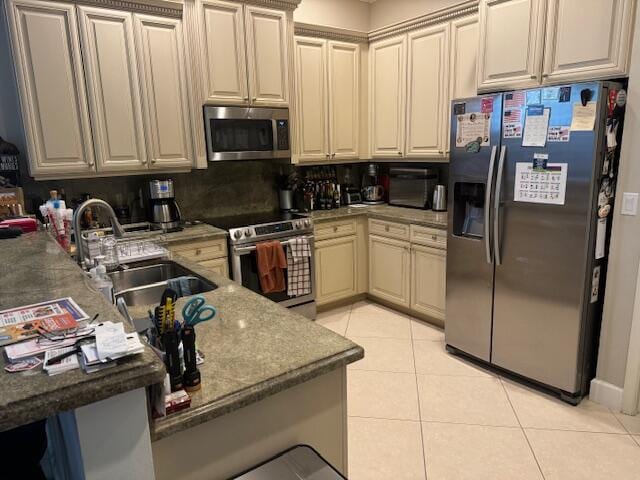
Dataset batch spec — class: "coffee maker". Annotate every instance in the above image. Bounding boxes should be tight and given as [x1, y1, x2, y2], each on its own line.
[148, 179, 182, 232]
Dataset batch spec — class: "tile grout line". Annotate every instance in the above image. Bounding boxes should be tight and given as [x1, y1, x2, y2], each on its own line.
[499, 378, 547, 480]
[409, 318, 429, 480]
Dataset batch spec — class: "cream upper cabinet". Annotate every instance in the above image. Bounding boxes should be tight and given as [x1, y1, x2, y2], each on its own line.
[369, 35, 407, 158]
[244, 5, 289, 106]
[477, 0, 547, 92]
[315, 236, 358, 305]
[295, 37, 328, 161]
[411, 244, 446, 320]
[405, 24, 449, 158]
[78, 7, 147, 172]
[542, 0, 636, 83]
[369, 234, 410, 307]
[328, 41, 360, 160]
[200, 0, 248, 104]
[6, 0, 95, 176]
[134, 14, 192, 169]
[450, 14, 479, 101]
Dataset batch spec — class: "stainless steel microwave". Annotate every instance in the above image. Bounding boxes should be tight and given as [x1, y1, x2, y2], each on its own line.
[204, 106, 290, 161]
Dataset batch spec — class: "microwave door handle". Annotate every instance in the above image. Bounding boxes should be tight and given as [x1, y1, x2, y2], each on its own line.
[493, 146, 507, 266]
[485, 146, 498, 264]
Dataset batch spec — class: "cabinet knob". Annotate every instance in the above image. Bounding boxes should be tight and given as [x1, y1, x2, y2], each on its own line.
[542, 73, 549, 78]
[397, 151, 403, 156]
[333, 226, 338, 232]
[385, 225, 390, 232]
[195, 248, 202, 256]
[432, 235, 438, 241]
[251, 97, 257, 102]
[530, 74, 537, 79]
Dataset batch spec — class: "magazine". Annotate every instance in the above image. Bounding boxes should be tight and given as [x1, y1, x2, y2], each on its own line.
[0, 297, 89, 346]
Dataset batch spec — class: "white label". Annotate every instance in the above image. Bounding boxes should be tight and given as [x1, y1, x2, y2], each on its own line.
[522, 107, 551, 147]
[571, 102, 597, 131]
[595, 218, 607, 260]
[514, 162, 568, 205]
[455, 113, 491, 147]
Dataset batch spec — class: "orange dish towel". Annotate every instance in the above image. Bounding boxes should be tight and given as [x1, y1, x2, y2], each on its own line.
[256, 240, 287, 294]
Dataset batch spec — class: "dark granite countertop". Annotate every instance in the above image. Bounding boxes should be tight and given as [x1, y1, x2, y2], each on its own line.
[128, 256, 364, 441]
[0, 232, 166, 433]
[309, 204, 448, 230]
[164, 223, 227, 245]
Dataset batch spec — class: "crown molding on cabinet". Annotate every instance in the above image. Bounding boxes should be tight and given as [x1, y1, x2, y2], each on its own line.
[243, 0, 301, 11]
[368, 0, 479, 41]
[294, 22, 368, 44]
[55, 0, 183, 17]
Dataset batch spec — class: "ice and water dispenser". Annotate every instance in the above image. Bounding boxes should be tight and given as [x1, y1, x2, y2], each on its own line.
[452, 182, 486, 239]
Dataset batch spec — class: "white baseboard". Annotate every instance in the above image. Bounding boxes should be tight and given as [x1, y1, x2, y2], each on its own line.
[590, 378, 624, 411]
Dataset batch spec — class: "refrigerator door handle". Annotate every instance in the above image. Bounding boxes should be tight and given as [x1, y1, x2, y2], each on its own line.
[494, 145, 507, 266]
[485, 145, 498, 264]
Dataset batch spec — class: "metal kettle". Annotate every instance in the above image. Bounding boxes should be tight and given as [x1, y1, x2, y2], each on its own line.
[432, 185, 447, 211]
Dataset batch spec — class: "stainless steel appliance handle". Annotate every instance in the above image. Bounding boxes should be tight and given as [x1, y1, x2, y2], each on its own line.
[234, 236, 315, 254]
[485, 145, 498, 264]
[493, 146, 507, 266]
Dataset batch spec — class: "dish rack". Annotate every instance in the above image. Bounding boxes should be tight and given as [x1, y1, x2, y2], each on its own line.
[82, 231, 169, 268]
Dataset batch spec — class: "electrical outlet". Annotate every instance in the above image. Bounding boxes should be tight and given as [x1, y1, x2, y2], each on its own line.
[621, 192, 639, 216]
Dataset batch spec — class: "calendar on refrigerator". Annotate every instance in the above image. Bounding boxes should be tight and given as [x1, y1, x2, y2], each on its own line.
[514, 162, 568, 205]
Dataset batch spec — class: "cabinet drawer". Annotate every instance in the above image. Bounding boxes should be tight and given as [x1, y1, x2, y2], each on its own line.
[410, 225, 447, 249]
[198, 257, 229, 278]
[169, 238, 228, 261]
[368, 219, 410, 241]
[314, 219, 357, 241]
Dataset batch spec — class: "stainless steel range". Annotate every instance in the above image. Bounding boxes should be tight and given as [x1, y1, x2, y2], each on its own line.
[201, 212, 316, 319]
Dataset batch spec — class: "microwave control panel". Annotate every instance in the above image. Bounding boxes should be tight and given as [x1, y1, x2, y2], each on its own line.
[276, 120, 289, 151]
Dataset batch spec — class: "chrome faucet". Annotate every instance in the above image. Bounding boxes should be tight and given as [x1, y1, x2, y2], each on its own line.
[73, 198, 126, 269]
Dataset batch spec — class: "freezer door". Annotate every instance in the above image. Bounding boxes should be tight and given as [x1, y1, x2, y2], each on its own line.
[491, 83, 604, 392]
[445, 94, 502, 361]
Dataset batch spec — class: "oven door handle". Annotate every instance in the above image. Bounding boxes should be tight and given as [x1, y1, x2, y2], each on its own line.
[233, 236, 315, 254]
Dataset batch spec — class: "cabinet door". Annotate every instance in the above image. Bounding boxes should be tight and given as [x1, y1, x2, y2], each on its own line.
[6, 0, 95, 176]
[369, 36, 407, 158]
[315, 236, 358, 305]
[294, 37, 328, 161]
[448, 14, 479, 154]
[78, 7, 147, 172]
[542, 0, 635, 83]
[411, 244, 446, 320]
[369, 235, 410, 307]
[198, 257, 230, 278]
[405, 24, 449, 158]
[477, 0, 546, 92]
[328, 41, 360, 160]
[201, 0, 248, 104]
[244, 5, 289, 106]
[134, 15, 192, 169]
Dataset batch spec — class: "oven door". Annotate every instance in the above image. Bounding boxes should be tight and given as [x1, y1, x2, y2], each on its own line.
[204, 106, 290, 161]
[231, 236, 316, 308]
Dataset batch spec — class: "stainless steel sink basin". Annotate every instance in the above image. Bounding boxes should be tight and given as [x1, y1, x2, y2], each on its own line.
[108, 260, 217, 306]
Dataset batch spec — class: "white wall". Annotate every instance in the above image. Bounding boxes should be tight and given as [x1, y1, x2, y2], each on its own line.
[369, 0, 466, 30]
[294, 0, 370, 32]
[596, 5, 640, 390]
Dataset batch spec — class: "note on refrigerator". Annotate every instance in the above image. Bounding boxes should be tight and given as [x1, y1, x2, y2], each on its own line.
[570, 102, 597, 131]
[595, 218, 607, 259]
[522, 106, 551, 147]
[455, 113, 491, 148]
[514, 162, 568, 205]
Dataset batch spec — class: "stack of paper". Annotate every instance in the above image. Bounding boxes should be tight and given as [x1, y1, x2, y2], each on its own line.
[79, 333, 144, 373]
[43, 346, 79, 376]
[4, 327, 94, 362]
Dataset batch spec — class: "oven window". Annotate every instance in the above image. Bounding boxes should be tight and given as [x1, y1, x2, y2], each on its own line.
[210, 119, 274, 152]
[238, 250, 294, 303]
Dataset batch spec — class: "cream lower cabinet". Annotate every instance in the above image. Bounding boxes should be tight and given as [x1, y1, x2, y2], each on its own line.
[169, 237, 229, 278]
[315, 236, 358, 305]
[6, 0, 96, 177]
[411, 244, 446, 321]
[368, 234, 411, 308]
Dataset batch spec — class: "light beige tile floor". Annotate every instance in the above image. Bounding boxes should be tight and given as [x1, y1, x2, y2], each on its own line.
[316, 300, 640, 480]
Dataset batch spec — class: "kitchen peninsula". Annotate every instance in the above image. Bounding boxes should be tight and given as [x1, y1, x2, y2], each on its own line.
[0, 231, 363, 480]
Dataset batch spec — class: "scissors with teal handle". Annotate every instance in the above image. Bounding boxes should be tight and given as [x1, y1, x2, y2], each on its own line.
[182, 295, 216, 326]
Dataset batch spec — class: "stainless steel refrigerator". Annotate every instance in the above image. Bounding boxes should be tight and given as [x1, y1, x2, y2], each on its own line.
[445, 81, 625, 404]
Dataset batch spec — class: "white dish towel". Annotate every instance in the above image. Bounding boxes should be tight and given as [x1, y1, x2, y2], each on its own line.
[287, 237, 312, 297]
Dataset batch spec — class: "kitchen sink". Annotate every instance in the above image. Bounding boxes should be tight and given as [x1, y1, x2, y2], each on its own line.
[108, 260, 217, 306]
